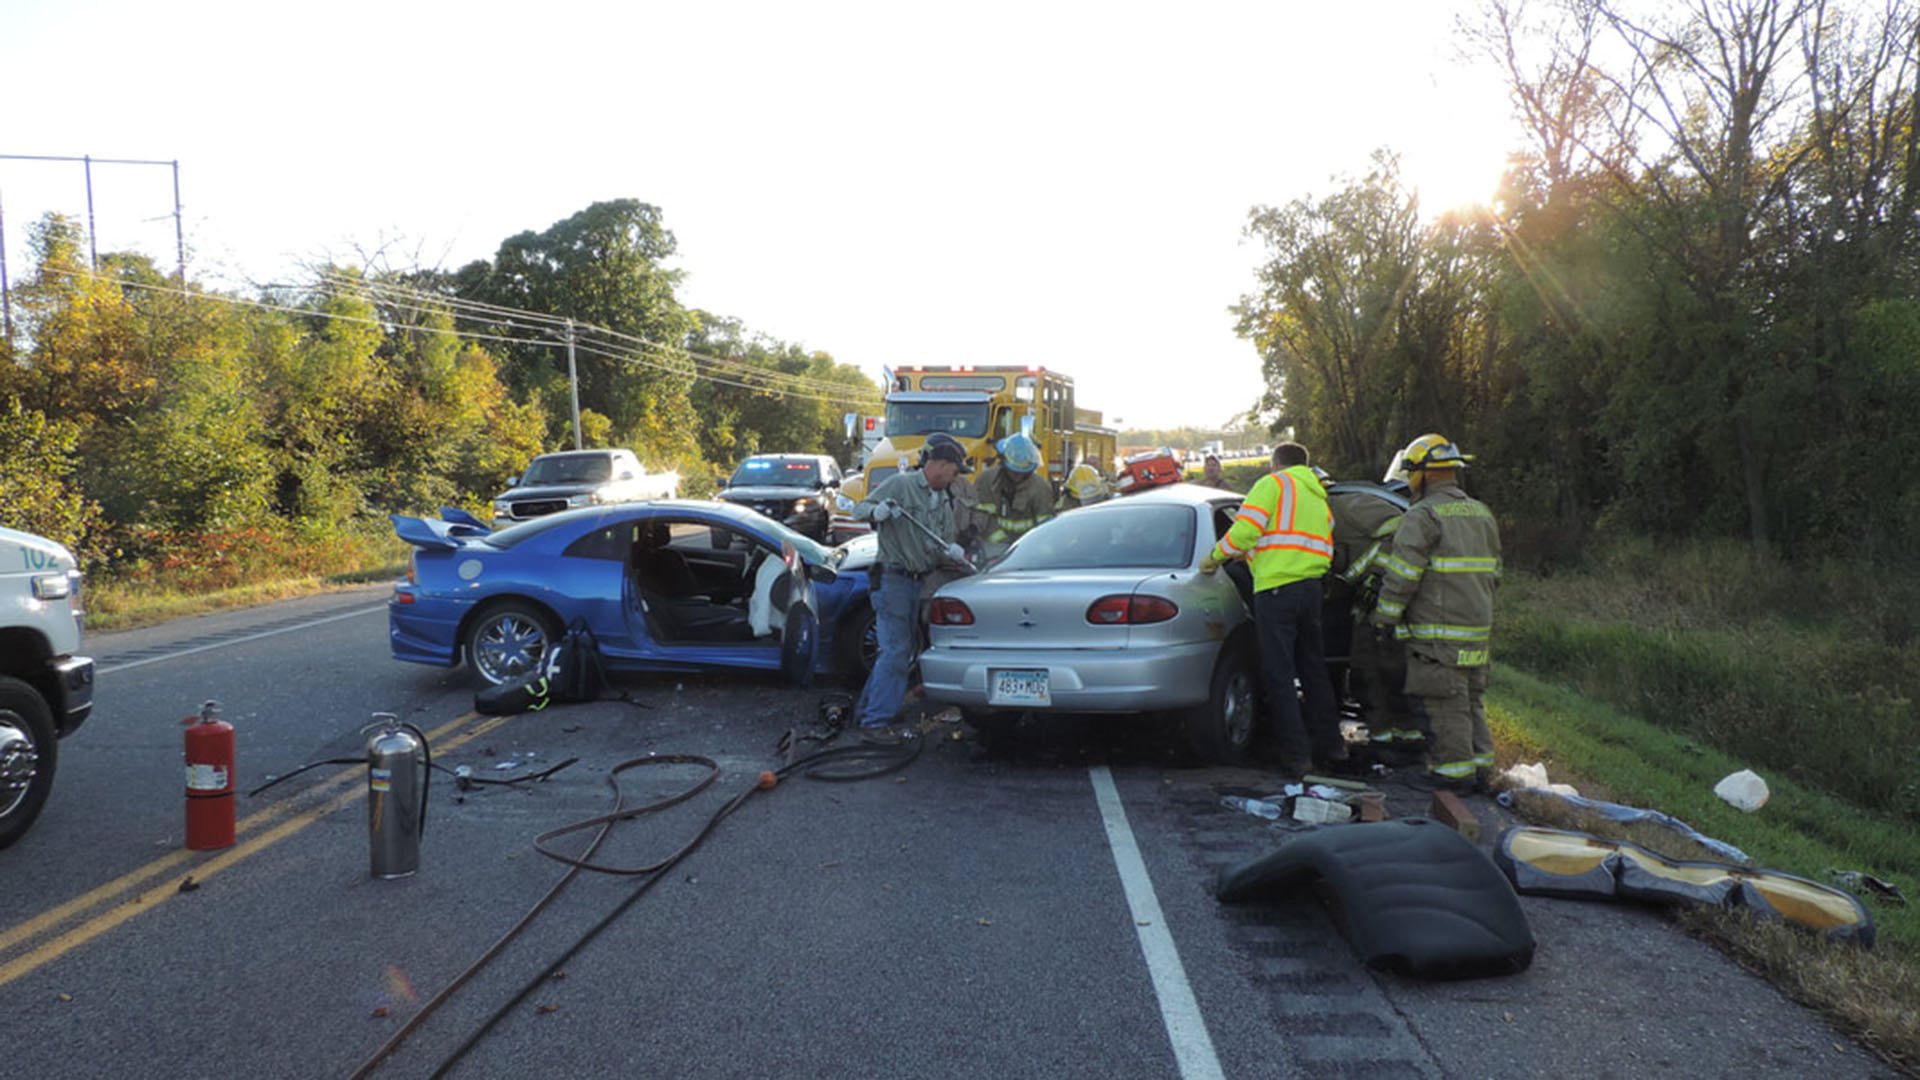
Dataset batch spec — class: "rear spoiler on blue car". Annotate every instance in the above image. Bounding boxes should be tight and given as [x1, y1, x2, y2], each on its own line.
[439, 506, 492, 533]
[391, 508, 490, 551]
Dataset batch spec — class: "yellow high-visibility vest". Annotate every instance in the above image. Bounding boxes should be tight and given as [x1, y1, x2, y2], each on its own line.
[1211, 465, 1333, 591]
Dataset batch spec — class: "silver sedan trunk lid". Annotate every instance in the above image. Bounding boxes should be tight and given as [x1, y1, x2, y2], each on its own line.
[932, 569, 1168, 651]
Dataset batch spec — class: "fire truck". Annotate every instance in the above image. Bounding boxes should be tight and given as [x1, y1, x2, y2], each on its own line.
[860, 366, 1117, 491]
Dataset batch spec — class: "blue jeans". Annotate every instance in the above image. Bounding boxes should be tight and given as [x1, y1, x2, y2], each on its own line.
[856, 570, 922, 727]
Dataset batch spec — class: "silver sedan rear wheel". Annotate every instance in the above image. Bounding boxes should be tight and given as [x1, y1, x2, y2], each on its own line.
[1186, 643, 1257, 763]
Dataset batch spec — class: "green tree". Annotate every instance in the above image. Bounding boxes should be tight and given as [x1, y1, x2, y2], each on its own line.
[0, 400, 100, 557]
[453, 200, 701, 456]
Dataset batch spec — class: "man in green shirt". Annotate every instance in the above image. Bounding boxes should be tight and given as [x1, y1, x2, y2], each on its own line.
[851, 439, 968, 742]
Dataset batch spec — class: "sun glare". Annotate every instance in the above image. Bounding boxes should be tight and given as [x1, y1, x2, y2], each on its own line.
[1403, 141, 1509, 219]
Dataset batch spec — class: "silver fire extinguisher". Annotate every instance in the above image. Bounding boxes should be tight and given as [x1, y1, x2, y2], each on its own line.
[366, 712, 430, 879]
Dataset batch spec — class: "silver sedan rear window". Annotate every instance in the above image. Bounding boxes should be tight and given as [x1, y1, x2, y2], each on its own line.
[997, 504, 1196, 571]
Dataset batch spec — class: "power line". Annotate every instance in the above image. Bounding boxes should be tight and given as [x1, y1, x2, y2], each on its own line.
[29, 266, 875, 409]
[327, 271, 870, 399]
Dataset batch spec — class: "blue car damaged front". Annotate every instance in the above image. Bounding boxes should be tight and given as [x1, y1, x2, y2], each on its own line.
[388, 500, 873, 686]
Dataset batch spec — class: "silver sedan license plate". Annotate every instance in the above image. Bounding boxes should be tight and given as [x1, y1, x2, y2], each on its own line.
[990, 668, 1051, 707]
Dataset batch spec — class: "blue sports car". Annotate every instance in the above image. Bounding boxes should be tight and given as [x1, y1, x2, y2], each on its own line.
[388, 500, 879, 686]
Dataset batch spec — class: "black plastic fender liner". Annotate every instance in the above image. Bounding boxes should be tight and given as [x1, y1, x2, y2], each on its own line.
[1215, 818, 1536, 980]
[1493, 826, 1875, 947]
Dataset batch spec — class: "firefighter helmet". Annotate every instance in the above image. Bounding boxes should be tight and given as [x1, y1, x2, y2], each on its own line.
[1400, 434, 1473, 472]
[1399, 434, 1471, 496]
[1065, 462, 1110, 504]
[996, 432, 1041, 475]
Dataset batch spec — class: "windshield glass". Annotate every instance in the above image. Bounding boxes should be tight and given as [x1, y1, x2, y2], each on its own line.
[520, 454, 610, 486]
[996, 504, 1196, 571]
[885, 400, 990, 438]
[730, 458, 820, 488]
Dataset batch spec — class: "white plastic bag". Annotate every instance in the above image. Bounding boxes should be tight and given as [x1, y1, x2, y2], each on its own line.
[1499, 761, 1579, 797]
[1714, 769, 1770, 812]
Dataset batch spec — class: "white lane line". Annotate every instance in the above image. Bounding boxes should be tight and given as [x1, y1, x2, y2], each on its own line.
[98, 605, 388, 675]
[1089, 764, 1226, 1080]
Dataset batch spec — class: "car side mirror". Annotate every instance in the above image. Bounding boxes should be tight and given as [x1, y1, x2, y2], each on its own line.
[807, 564, 838, 584]
[506, 474, 521, 487]
[618, 470, 636, 481]
[826, 477, 841, 488]
[717, 478, 729, 490]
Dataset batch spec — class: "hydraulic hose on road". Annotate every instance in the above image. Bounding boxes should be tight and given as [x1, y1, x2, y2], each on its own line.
[349, 731, 921, 1079]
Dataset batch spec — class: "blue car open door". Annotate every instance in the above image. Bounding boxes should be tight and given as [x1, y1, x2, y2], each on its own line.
[775, 540, 819, 687]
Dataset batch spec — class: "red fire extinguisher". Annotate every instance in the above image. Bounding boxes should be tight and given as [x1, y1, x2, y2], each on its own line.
[183, 699, 235, 850]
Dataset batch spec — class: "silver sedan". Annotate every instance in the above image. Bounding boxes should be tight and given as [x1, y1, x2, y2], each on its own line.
[919, 484, 1259, 761]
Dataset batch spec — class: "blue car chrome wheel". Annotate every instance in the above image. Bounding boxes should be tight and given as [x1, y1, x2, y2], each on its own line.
[467, 603, 558, 686]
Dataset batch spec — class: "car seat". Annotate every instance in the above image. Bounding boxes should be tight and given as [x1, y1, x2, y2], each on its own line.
[636, 523, 702, 599]
[633, 523, 752, 643]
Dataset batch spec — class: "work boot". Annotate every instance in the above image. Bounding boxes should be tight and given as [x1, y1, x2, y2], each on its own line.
[1311, 747, 1369, 779]
[856, 724, 916, 747]
[1404, 770, 1473, 795]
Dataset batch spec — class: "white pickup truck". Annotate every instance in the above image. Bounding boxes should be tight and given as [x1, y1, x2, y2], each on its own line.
[490, 448, 680, 529]
[1, 525, 94, 848]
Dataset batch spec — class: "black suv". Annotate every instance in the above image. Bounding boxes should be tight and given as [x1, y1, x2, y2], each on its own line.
[716, 454, 844, 541]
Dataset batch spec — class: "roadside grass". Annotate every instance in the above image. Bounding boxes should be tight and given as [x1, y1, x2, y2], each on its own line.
[86, 566, 403, 632]
[85, 525, 408, 632]
[1498, 540, 1920, 822]
[1488, 667, 1919, 1072]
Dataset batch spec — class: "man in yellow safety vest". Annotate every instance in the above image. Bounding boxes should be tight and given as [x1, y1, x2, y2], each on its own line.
[1201, 442, 1347, 773]
[1369, 433, 1501, 791]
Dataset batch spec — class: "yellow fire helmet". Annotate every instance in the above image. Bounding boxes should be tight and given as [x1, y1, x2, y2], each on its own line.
[1066, 462, 1110, 503]
[1400, 433, 1474, 472]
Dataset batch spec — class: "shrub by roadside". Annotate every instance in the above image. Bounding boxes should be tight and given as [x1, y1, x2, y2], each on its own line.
[1499, 540, 1920, 821]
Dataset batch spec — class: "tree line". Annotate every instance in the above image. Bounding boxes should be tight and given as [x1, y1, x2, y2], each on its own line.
[1235, 0, 1920, 564]
[0, 199, 881, 569]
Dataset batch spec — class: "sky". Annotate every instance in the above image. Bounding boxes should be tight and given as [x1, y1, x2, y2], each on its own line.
[0, 0, 1519, 431]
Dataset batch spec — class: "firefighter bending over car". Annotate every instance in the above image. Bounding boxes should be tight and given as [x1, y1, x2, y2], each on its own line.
[1327, 469, 1422, 761]
[1201, 442, 1349, 775]
[1368, 434, 1501, 792]
[971, 432, 1055, 562]
[851, 437, 970, 745]
[1056, 461, 1112, 512]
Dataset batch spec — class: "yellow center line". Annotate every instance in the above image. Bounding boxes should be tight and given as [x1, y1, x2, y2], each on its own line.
[0, 712, 513, 985]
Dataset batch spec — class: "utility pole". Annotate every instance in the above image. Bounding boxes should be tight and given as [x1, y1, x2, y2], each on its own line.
[84, 155, 97, 270]
[565, 319, 583, 450]
[1, 187, 11, 342]
[171, 160, 185, 283]
[0, 153, 187, 280]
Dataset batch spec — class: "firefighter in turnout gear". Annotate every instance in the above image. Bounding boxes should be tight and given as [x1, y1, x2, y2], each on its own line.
[1202, 442, 1345, 772]
[1369, 434, 1501, 790]
[1057, 461, 1112, 511]
[1328, 477, 1422, 758]
[972, 432, 1055, 562]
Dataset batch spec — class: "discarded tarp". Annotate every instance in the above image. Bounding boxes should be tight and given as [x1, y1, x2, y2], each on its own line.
[1216, 818, 1535, 980]
[1493, 827, 1874, 947]
[1494, 787, 1751, 863]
